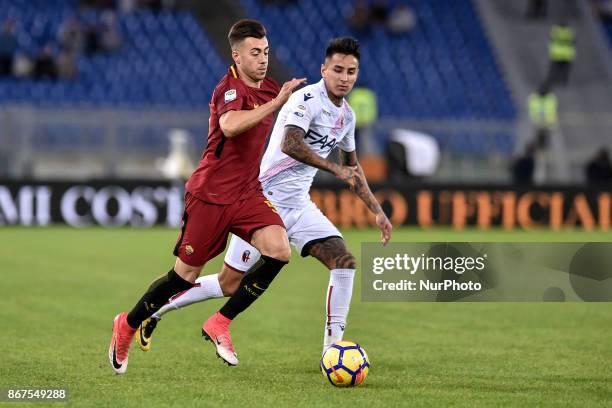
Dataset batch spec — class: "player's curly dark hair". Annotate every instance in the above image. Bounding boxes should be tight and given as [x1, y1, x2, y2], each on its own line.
[325, 37, 360, 61]
[228, 19, 267, 47]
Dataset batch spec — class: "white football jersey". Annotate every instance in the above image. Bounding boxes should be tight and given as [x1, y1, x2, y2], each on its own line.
[259, 79, 356, 208]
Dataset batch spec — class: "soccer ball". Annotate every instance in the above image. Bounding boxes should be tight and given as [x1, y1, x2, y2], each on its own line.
[320, 341, 370, 387]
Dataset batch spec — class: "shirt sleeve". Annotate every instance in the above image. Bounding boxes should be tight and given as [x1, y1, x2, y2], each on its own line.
[214, 80, 246, 116]
[283, 96, 315, 132]
[338, 119, 356, 152]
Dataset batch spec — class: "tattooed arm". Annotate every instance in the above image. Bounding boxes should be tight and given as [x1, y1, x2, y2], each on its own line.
[340, 149, 392, 245]
[280, 125, 357, 187]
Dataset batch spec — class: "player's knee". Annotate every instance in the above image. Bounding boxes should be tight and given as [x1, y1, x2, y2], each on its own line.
[261, 242, 291, 263]
[335, 252, 356, 269]
[252, 226, 291, 262]
[173, 259, 202, 284]
[273, 246, 292, 263]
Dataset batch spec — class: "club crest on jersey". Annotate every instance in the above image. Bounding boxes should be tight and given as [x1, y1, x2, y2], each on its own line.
[305, 129, 337, 152]
[185, 245, 194, 256]
[242, 250, 251, 263]
[224, 89, 237, 103]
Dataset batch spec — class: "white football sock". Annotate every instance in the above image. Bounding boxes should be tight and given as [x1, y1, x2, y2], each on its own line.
[153, 273, 224, 319]
[323, 268, 355, 353]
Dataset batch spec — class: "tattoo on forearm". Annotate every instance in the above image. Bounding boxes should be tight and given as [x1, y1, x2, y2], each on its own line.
[354, 173, 383, 214]
[339, 150, 382, 215]
[281, 126, 335, 173]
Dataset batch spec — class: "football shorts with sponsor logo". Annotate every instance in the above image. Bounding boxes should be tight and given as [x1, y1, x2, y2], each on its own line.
[173, 191, 284, 267]
[224, 200, 342, 273]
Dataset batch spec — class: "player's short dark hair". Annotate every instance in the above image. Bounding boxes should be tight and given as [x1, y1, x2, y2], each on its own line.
[228, 19, 267, 48]
[325, 37, 360, 61]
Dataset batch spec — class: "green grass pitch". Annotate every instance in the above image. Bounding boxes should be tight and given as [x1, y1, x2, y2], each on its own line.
[1, 227, 611, 407]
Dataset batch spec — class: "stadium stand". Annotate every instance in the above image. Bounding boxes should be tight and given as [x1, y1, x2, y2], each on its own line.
[0, 0, 515, 120]
[0, 0, 518, 176]
[0, 0, 225, 107]
[240, 0, 516, 121]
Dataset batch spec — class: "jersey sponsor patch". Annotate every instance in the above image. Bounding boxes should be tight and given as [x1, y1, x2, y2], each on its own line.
[303, 93, 314, 101]
[224, 89, 237, 103]
[293, 104, 307, 117]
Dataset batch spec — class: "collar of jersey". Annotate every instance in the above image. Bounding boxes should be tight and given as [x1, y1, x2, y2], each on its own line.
[316, 79, 345, 113]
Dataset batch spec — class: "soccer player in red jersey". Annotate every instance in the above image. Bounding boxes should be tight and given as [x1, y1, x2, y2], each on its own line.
[108, 19, 306, 373]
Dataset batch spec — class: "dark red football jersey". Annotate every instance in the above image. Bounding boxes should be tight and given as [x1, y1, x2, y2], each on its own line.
[186, 66, 280, 205]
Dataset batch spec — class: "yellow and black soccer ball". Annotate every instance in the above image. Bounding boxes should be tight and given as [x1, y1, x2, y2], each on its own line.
[320, 341, 370, 387]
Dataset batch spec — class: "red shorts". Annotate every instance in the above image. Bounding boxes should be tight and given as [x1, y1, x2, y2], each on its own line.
[173, 191, 285, 267]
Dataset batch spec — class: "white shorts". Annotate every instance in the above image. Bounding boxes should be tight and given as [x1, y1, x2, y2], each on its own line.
[224, 200, 342, 272]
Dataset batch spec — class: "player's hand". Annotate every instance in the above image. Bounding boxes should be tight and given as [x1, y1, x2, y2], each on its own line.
[333, 165, 358, 188]
[376, 212, 392, 246]
[274, 78, 307, 108]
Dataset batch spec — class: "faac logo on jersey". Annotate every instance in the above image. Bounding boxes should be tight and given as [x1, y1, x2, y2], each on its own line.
[305, 129, 337, 152]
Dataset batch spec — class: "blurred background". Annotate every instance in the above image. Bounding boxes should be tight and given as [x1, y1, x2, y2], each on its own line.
[0, 0, 611, 229]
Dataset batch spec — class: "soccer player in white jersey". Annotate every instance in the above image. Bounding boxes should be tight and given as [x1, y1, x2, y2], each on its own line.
[136, 37, 392, 360]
